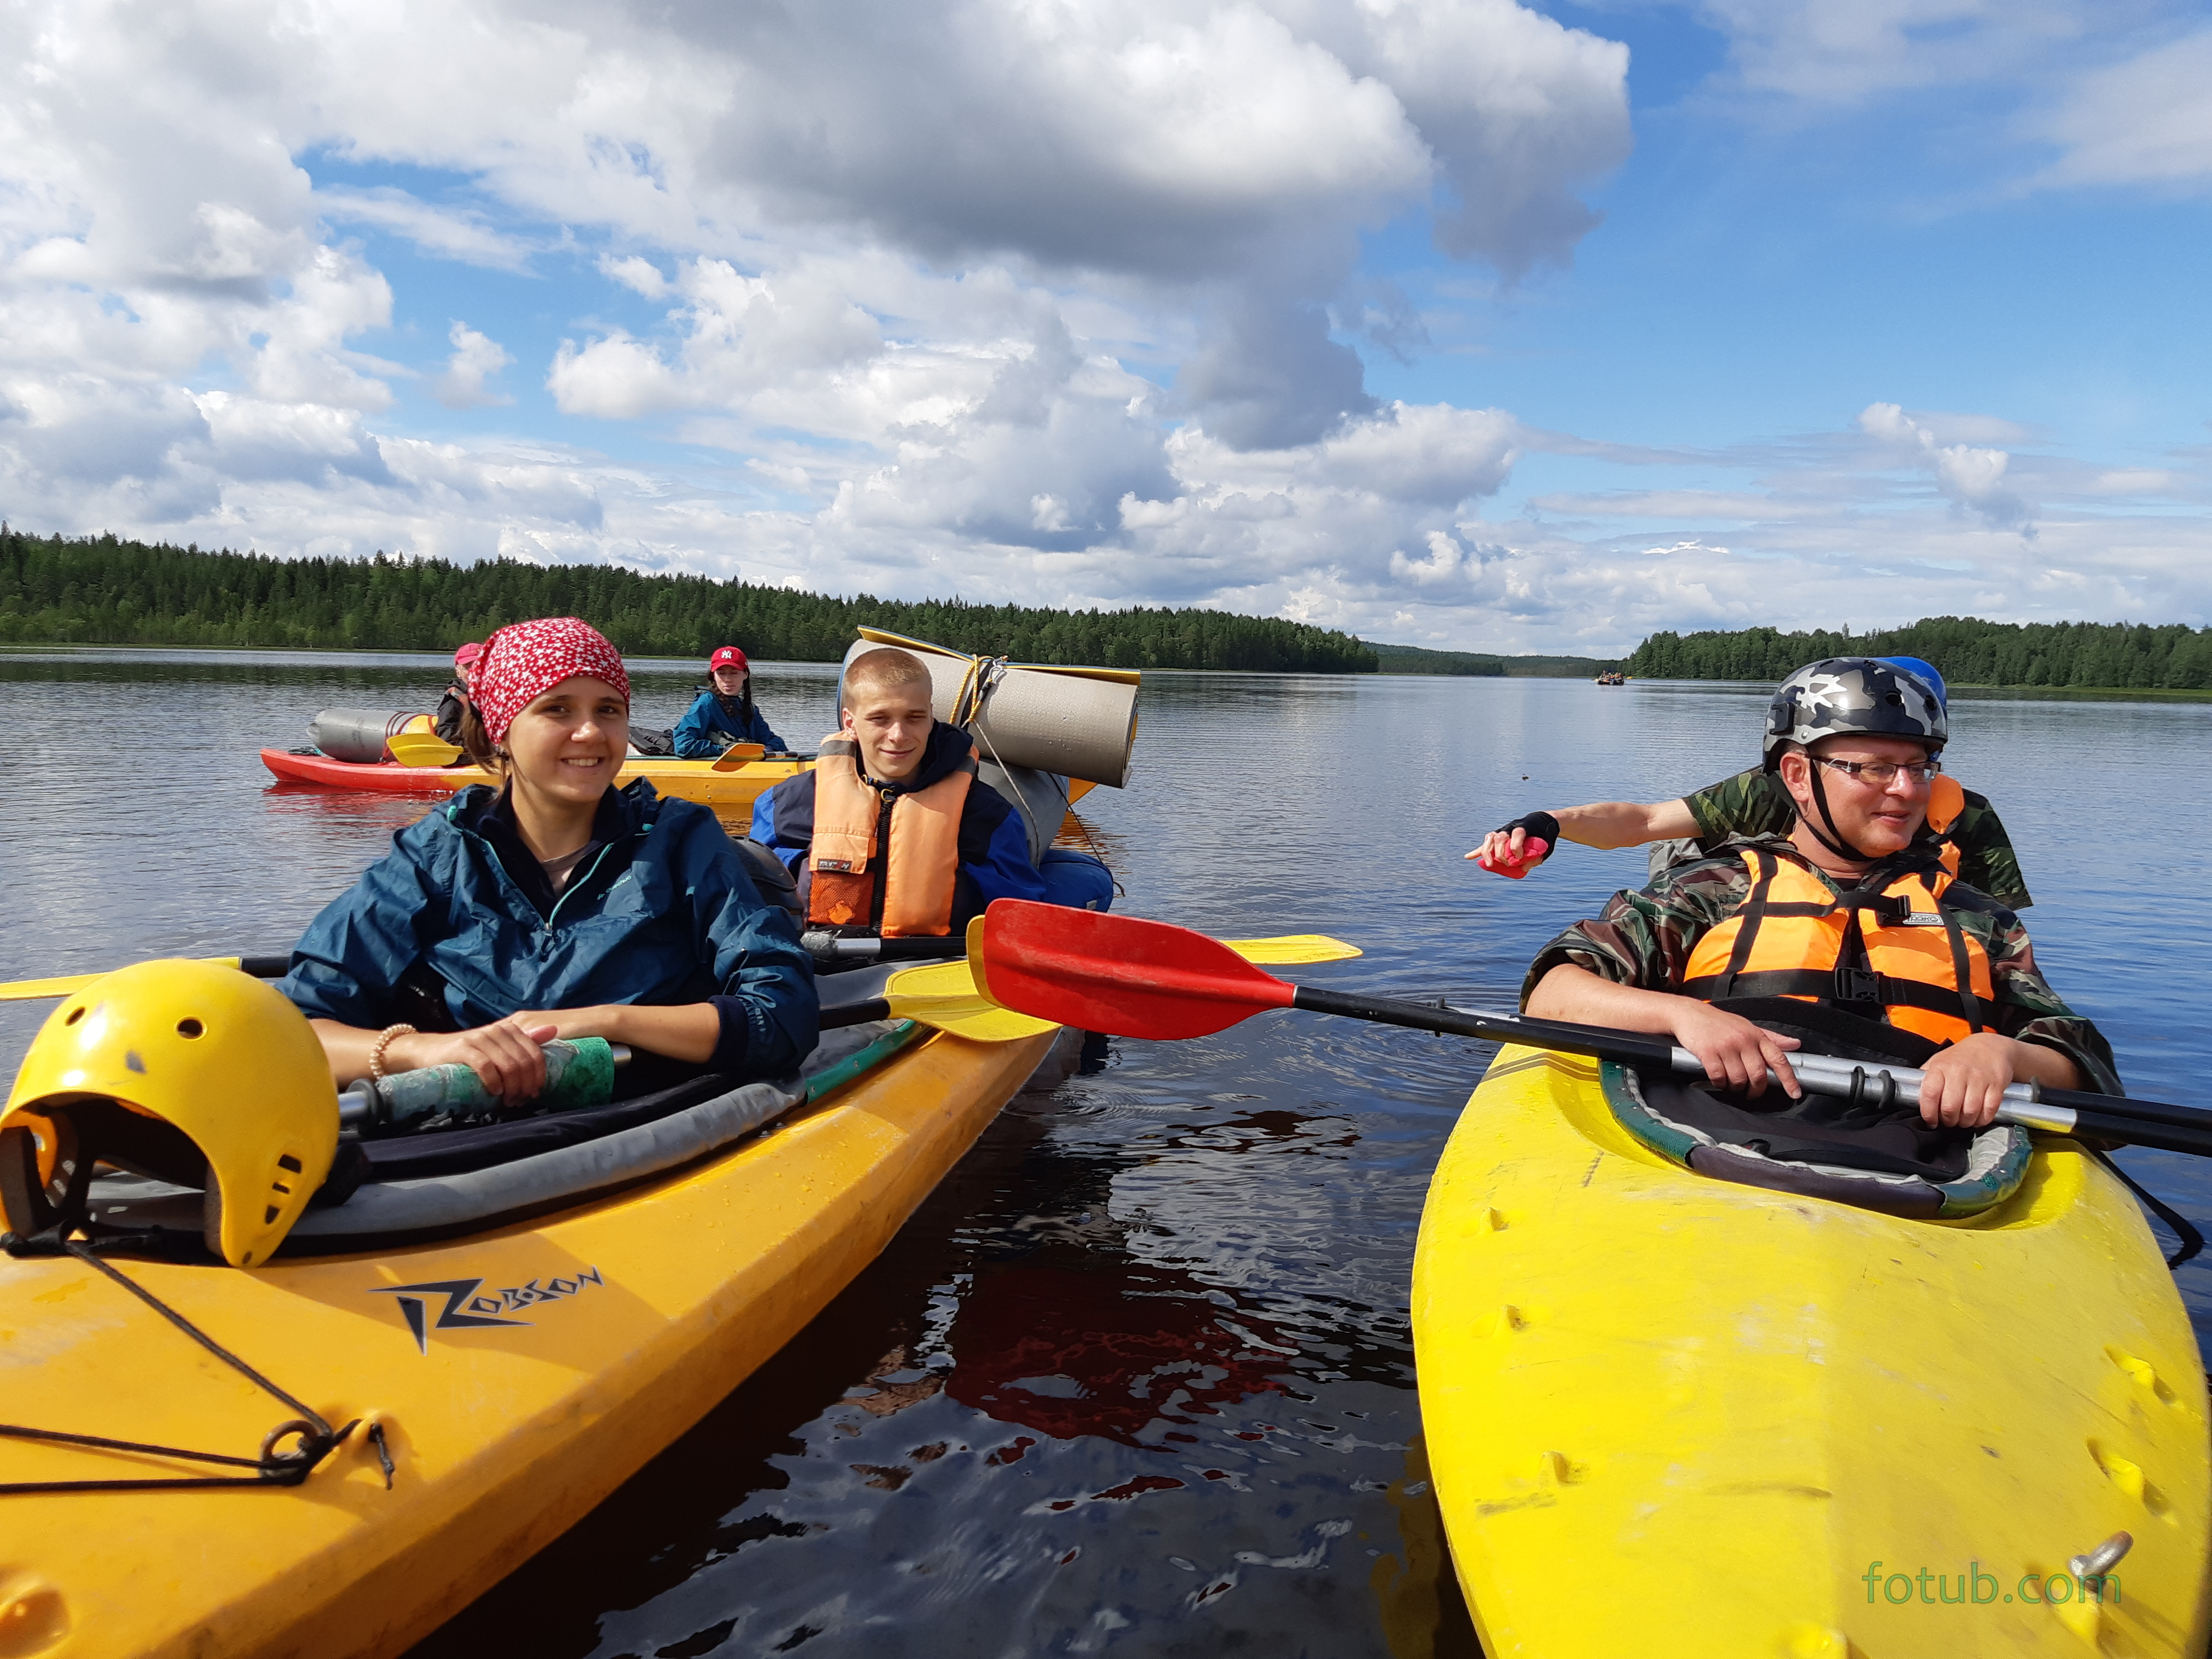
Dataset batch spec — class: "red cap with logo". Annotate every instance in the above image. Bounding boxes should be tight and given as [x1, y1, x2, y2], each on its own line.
[709, 646, 750, 673]
[453, 641, 484, 669]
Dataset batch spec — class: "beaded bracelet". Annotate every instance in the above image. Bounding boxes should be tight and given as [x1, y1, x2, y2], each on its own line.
[368, 1023, 418, 1082]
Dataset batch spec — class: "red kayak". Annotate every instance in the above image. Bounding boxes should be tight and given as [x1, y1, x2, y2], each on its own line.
[261, 748, 488, 793]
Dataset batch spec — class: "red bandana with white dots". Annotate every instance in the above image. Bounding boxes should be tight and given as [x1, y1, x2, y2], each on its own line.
[472, 617, 631, 744]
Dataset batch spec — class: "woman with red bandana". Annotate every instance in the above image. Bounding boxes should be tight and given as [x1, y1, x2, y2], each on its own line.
[278, 616, 816, 1101]
[431, 639, 482, 745]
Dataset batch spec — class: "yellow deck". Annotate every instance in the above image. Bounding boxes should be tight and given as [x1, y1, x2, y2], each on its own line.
[0, 1026, 1058, 1659]
[1412, 1046, 2212, 1657]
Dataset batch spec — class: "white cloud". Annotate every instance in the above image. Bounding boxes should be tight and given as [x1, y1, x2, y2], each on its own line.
[1857, 401, 2031, 529]
[1693, 0, 2094, 106]
[319, 189, 539, 272]
[0, 0, 2204, 655]
[433, 322, 514, 409]
[600, 255, 670, 298]
[2039, 27, 2212, 187]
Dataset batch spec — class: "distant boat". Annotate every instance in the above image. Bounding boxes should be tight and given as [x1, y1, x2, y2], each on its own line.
[1594, 671, 1628, 686]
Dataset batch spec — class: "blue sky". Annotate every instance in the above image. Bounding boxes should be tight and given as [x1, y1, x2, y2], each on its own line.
[3, 0, 2208, 651]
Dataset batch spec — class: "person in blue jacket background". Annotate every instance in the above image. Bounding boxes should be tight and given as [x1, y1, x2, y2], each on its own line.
[280, 616, 815, 1100]
[751, 646, 1052, 936]
[673, 645, 787, 758]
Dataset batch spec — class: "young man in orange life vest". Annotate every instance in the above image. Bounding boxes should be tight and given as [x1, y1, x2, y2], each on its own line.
[750, 647, 1050, 937]
[1522, 658, 2119, 1130]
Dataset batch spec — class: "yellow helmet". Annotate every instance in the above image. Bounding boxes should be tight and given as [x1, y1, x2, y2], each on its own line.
[1, 960, 337, 1268]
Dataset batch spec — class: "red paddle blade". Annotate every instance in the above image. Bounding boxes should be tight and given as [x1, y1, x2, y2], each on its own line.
[977, 900, 1297, 1040]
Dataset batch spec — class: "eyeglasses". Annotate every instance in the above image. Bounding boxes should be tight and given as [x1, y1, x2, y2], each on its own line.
[1813, 756, 1943, 787]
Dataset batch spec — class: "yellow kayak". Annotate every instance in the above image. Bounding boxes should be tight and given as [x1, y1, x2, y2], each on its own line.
[0, 1020, 1059, 1659]
[1413, 1046, 2212, 1656]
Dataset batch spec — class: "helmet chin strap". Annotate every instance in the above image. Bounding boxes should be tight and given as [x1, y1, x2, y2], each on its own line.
[1801, 759, 1875, 865]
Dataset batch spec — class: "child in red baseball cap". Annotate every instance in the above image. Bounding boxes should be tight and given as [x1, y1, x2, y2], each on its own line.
[673, 644, 788, 757]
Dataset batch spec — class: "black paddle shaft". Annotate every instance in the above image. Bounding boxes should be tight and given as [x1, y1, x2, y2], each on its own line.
[1288, 986, 1679, 1068]
[821, 1000, 893, 1031]
[802, 935, 966, 962]
[2060, 1109, 2212, 1160]
[1290, 986, 2212, 1159]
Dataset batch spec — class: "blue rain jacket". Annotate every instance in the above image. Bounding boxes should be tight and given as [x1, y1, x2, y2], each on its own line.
[673, 690, 787, 758]
[749, 721, 1049, 933]
[278, 779, 816, 1079]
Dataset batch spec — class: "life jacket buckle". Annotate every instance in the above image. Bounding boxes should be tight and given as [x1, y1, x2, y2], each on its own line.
[1839, 890, 1912, 926]
[1833, 965, 1882, 1004]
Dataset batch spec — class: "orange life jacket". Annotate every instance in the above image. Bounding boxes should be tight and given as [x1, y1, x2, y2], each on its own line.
[1926, 774, 1964, 877]
[805, 732, 975, 937]
[1681, 842, 1994, 1046]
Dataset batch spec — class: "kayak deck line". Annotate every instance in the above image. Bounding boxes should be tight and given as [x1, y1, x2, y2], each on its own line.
[1414, 1043, 2212, 1657]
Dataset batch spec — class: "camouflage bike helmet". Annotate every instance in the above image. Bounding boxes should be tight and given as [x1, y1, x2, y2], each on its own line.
[1763, 658, 1948, 863]
[1763, 658, 1947, 769]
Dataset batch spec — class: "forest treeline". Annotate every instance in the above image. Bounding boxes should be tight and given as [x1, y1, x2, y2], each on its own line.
[1369, 643, 1617, 677]
[1628, 617, 2212, 690]
[0, 529, 1380, 673]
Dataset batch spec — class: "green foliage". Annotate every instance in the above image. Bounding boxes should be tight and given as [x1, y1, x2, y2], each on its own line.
[1367, 643, 1620, 677]
[0, 529, 1379, 673]
[1627, 618, 2212, 691]
[1369, 643, 1507, 675]
[1495, 654, 1621, 678]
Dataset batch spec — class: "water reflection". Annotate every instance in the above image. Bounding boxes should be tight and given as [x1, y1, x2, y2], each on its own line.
[410, 1031, 1471, 1659]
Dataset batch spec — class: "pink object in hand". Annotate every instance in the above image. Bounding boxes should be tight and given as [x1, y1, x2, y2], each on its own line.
[1479, 837, 1549, 879]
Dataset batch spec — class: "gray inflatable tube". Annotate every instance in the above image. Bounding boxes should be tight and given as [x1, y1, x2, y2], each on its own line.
[84, 1020, 906, 1255]
[308, 708, 428, 764]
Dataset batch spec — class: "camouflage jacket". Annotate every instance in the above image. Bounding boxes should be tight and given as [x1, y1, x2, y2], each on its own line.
[1683, 767, 2032, 910]
[1522, 836, 2120, 1095]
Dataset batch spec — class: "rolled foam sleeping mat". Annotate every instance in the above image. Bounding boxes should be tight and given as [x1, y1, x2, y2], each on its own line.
[841, 637, 1138, 788]
[307, 707, 429, 764]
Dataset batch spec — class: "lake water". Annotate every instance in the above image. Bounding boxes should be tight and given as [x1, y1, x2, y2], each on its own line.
[2, 649, 2208, 1657]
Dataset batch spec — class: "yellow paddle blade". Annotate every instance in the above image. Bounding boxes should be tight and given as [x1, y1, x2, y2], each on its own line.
[711, 741, 768, 771]
[965, 914, 993, 1001]
[2, 957, 246, 1003]
[1222, 934, 1362, 965]
[882, 959, 1058, 1041]
[386, 730, 465, 768]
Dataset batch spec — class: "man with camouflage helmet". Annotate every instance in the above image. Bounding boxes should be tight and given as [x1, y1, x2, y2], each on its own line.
[1471, 655, 2032, 907]
[1521, 658, 2116, 1130]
